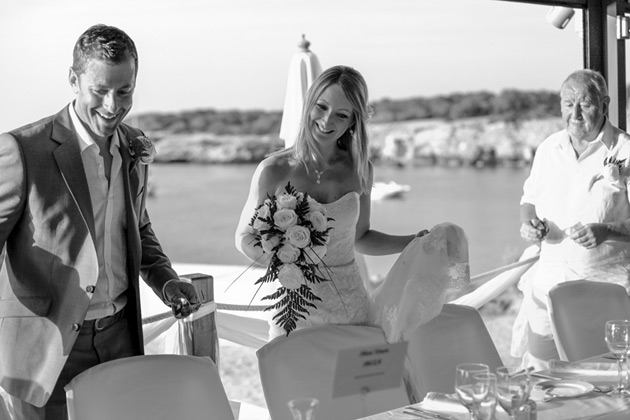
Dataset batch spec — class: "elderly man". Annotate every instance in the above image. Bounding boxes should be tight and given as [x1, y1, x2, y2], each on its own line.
[515, 69, 630, 369]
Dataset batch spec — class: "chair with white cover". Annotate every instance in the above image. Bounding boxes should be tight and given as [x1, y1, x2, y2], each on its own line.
[404, 304, 504, 403]
[65, 354, 234, 420]
[256, 324, 409, 420]
[547, 279, 630, 361]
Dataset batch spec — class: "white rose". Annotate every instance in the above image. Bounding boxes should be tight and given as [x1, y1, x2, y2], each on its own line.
[252, 219, 267, 231]
[261, 234, 281, 253]
[274, 208, 298, 230]
[277, 263, 304, 290]
[307, 211, 328, 232]
[277, 193, 298, 210]
[285, 225, 311, 249]
[258, 203, 271, 219]
[304, 245, 327, 263]
[277, 243, 300, 264]
[252, 204, 271, 230]
[603, 164, 620, 182]
[307, 196, 326, 216]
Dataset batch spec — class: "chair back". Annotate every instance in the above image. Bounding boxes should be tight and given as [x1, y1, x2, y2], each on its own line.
[548, 280, 630, 361]
[404, 304, 504, 402]
[65, 354, 234, 420]
[256, 324, 409, 420]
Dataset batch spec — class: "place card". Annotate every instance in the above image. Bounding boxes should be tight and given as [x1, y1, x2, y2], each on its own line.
[332, 341, 408, 398]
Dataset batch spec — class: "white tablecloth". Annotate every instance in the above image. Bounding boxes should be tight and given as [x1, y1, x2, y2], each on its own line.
[360, 355, 630, 420]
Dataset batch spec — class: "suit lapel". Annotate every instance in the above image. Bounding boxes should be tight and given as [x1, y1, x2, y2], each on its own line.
[119, 127, 142, 283]
[51, 108, 97, 242]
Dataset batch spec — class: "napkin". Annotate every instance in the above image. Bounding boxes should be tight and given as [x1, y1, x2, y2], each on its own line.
[549, 360, 618, 377]
[418, 393, 500, 420]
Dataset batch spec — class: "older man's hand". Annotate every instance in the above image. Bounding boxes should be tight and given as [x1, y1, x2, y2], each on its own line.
[163, 279, 201, 319]
[569, 223, 608, 249]
[520, 218, 548, 242]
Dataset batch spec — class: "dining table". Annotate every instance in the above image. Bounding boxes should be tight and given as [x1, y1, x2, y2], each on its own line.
[358, 354, 630, 420]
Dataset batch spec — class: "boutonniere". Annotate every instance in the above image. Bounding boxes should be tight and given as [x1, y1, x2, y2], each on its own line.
[589, 156, 627, 190]
[128, 135, 157, 165]
[602, 156, 626, 182]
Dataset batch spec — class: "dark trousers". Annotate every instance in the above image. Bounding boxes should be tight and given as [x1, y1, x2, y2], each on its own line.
[7, 308, 138, 420]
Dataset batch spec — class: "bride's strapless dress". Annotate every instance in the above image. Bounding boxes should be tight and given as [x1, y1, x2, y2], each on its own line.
[267, 191, 470, 342]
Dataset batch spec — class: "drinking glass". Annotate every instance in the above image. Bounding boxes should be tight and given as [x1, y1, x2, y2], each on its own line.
[472, 372, 497, 420]
[287, 397, 319, 420]
[455, 363, 489, 420]
[605, 319, 630, 397]
[496, 367, 530, 420]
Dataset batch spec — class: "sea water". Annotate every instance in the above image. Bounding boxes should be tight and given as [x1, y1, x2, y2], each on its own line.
[146, 163, 530, 278]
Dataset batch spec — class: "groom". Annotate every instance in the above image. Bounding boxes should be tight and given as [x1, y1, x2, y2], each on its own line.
[0, 24, 199, 419]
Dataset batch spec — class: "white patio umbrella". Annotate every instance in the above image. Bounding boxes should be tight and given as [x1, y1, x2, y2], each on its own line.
[279, 34, 322, 148]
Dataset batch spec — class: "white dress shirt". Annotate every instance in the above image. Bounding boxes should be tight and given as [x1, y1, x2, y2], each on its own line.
[69, 104, 128, 319]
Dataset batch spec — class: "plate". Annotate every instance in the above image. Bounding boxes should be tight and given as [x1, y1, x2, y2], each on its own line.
[535, 380, 595, 398]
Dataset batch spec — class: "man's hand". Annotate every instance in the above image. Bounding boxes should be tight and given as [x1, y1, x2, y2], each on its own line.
[569, 223, 608, 249]
[520, 218, 548, 242]
[163, 279, 201, 319]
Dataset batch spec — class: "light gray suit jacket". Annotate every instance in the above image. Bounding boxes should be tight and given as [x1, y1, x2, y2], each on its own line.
[0, 106, 177, 407]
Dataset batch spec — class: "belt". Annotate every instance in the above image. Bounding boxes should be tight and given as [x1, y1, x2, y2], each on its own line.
[82, 307, 126, 332]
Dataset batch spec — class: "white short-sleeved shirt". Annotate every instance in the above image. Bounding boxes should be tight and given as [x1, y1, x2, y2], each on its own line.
[521, 119, 630, 294]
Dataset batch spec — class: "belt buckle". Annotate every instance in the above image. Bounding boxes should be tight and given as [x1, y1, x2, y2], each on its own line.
[94, 317, 107, 331]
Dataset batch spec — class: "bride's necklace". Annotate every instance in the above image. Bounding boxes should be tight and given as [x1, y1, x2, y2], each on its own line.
[313, 167, 327, 184]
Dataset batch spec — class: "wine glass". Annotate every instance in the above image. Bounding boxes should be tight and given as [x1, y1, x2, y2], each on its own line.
[472, 372, 497, 420]
[455, 363, 489, 420]
[495, 367, 530, 420]
[605, 319, 630, 397]
[287, 397, 319, 420]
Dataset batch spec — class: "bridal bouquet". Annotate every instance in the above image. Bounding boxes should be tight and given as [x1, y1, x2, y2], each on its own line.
[249, 182, 334, 335]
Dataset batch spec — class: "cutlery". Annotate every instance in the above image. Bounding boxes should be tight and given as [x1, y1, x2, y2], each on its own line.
[510, 366, 534, 377]
[402, 409, 431, 418]
[405, 406, 457, 420]
[530, 372, 561, 381]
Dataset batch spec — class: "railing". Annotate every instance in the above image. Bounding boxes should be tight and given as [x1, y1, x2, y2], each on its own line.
[141, 245, 541, 360]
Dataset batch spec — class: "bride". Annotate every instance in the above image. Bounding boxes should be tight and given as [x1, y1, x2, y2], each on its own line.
[234, 65, 469, 343]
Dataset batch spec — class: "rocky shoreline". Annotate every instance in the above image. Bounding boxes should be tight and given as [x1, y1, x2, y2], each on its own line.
[149, 116, 563, 167]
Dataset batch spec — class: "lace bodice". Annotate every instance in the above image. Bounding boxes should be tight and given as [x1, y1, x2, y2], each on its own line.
[320, 192, 359, 267]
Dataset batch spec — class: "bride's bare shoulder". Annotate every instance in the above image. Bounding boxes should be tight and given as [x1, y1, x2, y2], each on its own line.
[255, 152, 299, 188]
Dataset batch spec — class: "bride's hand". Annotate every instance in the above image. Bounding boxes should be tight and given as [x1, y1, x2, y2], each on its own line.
[415, 229, 429, 238]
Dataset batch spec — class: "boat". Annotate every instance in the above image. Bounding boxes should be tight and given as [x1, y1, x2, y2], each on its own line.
[371, 181, 411, 200]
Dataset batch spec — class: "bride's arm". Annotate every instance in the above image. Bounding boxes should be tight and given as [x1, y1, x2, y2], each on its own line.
[354, 163, 419, 256]
[234, 159, 278, 267]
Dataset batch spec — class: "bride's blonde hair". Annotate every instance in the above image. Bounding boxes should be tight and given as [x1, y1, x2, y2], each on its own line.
[291, 65, 371, 193]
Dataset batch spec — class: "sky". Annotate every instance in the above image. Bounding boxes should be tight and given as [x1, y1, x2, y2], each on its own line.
[0, 0, 586, 132]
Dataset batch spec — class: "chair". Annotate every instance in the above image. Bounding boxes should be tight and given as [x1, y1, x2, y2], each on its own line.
[65, 354, 234, 420]
[548, 280, 630, 361]
[404, 304, 504, 402]
[256, 324, 409, 420]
